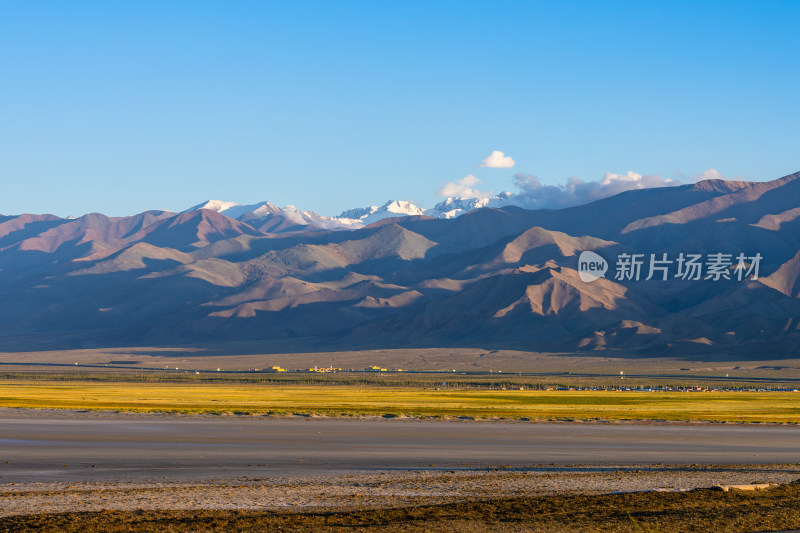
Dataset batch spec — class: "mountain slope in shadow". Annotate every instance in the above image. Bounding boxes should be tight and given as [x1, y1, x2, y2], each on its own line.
[1, 171, 799, 358]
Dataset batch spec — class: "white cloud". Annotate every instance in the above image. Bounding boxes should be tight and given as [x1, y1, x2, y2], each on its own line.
[437, 174, 491, 199]
[694, 168, 726, 181]
[479, 150, 515, 169]
[435, 166, 735, 210]
[599, 171, 679, 192]
[511, 171, 681, 209]
[675, 168, 741, 183]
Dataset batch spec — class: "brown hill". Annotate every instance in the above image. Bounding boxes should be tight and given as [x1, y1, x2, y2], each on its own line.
[135, 209, 263, 250]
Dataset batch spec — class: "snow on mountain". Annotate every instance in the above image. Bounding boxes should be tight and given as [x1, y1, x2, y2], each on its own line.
[184, 200, 243, 215]
[338, 205, 379, 220]
[366, 200, 425, 223]
[337, 200, 425, 226]
[186, 194, 518, 233]
[185, 200, 360, 231]
[275, 205, 362, 230]
[427, 197, 490, 219]
[427, 192, 515, 218]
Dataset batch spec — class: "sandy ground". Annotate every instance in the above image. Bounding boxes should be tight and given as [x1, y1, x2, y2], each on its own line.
[1, 409, 799, 518]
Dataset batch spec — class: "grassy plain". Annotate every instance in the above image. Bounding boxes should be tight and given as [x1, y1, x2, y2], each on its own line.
[1, 379, 799, 422]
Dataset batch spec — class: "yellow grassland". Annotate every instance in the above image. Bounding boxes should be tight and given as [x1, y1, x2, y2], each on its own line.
[1, 380, 799, 422]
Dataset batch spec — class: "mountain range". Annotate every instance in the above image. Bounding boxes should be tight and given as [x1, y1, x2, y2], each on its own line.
[182, 193, 517, 233]
[2, 171, 800, 358]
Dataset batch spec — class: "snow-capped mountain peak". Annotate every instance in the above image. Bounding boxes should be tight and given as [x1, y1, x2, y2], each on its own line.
[381, 200, 424, 216]
[429, 197, 490, 218]
[246, 201, 284, 218]
[336, 200, 426, 225]
[184, 200, 362, 231]
[338, 205, 379, 219]
[426, 192, 515, 219]
[184, 200, 242, 214]
[184, 200, 283, 221]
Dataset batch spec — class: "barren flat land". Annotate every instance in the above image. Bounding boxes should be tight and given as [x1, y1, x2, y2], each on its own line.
[4, 345, 800, 377]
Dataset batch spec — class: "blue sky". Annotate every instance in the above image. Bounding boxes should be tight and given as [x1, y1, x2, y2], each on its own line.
[1, 1, 799, 217]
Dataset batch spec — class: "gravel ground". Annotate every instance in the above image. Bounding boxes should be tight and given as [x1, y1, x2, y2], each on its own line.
[3, 481, 800, 532]
[3, 464, 799, 517]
